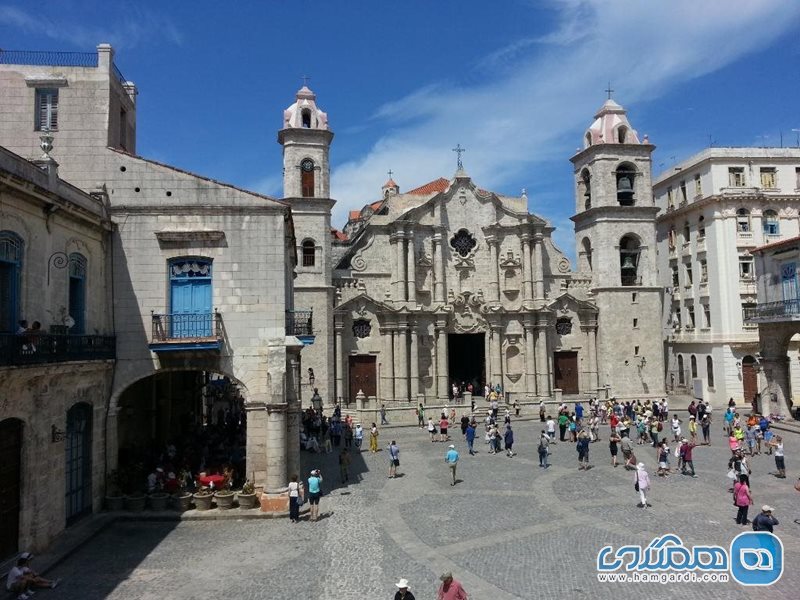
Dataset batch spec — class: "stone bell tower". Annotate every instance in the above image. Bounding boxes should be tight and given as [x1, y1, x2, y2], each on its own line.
[278, 85, 335, 407]
[570, 97, 665, 398]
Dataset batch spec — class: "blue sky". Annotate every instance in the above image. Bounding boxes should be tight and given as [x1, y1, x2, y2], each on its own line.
[2, 0, 800, 262]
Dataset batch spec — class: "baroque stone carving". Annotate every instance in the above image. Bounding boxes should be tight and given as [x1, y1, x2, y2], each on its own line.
[499, 250, 521, 269]
[558, 257, 571, 273]
[351, 233, 374, 272]
[451, 290, 487, 333]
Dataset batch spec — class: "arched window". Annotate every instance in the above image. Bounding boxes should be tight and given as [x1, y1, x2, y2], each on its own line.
[736, 208, 750, 233]
[581, 169, 591, 209]
[68, 253, 87, 334]
[580, 237, 592, 273]
[763, 209, 779, 235]
[677, 355, 685, 384]
[619, 234, 641, 286]
[615, 162, 636, 206]
[302, 240, 316, 267]
[690, 355, 697, 379]
[301, 109, 312, 128]
[584, 132, 592, 148]
[301, 158, 315, 197]
[617, 125, 628, 144]
[706, 355, 715, 388]
[0, 230, 24, 333]
[698, 215, 705, 238]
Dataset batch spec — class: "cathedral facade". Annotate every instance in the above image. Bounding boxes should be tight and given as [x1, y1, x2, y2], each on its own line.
[280, 89, 666, 405]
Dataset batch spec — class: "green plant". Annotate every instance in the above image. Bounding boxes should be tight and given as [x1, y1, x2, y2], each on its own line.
[241, 480, 255, 495]
[193, 487, 213, 497]
[214, 488, 234, 497]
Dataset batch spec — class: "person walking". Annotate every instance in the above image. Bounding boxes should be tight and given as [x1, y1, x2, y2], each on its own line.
[752, 505, 779, 532]
[465, 421, 476, 455]
[701, 413, 711, 445]
[387, 440, 400, 478]
[769, 435, 786, 478]
[381, 404, 389, 425]
[354, 423, 364, 451]
[504, 424, 515, 457]
[307, 469, 323, 522]
[513, 398, 520, 417]
[417, 404, 425, 428]
[428, 418, 437, 442]
[344, 422, 353, 448]
[558, 412, 568, 442]
[437, 572, 468, 600]
[680, 438, 697, 477]
[369, 423, 380, 453]
[733, 474, 753, 525]
[538, 430, 550, 468]
[577, 429, 591, 470]
[394, 578, 416, 600]
[288, 474, 303, 523]
[634, 462, 651, 508]
[439, 414, 449, 443]
[671, 415, 682, 442]
[621, 432, 637, 470]
[539, 400, 546, 422]
[546, 415, 556, 442]
[688, 415, 698, 444]
[445, 444, 459, 486]
[608, 430, 621, 467]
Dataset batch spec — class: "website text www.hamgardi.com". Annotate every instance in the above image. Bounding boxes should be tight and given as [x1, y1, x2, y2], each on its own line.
[597, 572, 730, 584]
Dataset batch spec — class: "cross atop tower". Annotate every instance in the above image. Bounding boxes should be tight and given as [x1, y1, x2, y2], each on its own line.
[301, 74, 311, 87]
[605, 82, 614, 100]
[387, 169, 393, 179]
[452, 143, 466, 170]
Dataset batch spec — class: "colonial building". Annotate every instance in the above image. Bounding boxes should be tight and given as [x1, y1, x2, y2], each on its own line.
[319, 98, 665, 405]
[654, 148, 800, 407]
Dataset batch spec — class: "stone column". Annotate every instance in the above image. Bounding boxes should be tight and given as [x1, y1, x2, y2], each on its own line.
[334, 317, 344, 403]
[521, 234, 532, 301]
[484, 329, 492, 390]
[382, 326, 395, 401]
[264, 405, 287, 493]
[524, 321, 536, 395]
[409, 321, 419, 399]
[395, 232, 407, 301]
[535, 317, 550, 396]
[436, 319, 449, 399]
[406, 233, 417, 304]
[487, 237, 500, 301]
[433, 230, 445, 303]
[396, 319, 409, 401]
[491, 323, 503, 386]
[245, 402, 267, 489]
[585, 322, 598, 391]
[533, 233, 545, 300]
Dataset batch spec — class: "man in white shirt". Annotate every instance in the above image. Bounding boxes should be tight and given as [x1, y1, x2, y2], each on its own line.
[6, 553, 59, 599]
[546, 416, 556, 442]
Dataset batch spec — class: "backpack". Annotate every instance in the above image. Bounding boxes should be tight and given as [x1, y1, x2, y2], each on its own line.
[657, 422, 663, 432]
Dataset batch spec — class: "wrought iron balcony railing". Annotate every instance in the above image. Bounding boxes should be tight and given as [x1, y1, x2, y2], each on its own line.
[744, 299, 800, 322]
[151, 312, 222, 342]
[0, 333, 115, 366]
[286, 310, 313, 336]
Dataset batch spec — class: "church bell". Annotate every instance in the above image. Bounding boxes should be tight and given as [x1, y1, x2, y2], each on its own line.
[621, 255, 636, 270]
[617, 176, 633, 197]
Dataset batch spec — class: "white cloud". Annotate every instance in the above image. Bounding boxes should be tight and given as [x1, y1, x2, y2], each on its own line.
[330, 0, 800, 227]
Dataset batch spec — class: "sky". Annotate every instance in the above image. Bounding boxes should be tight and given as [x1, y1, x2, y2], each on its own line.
[2, 0, 800, 262]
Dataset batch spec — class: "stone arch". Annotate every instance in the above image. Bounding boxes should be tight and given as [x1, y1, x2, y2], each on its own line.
[579, 237, 592, 273]
[579, 168, 591, 209]
[616, 124, 629, 144]
[619, 233, 641, 286]
[615, 161, 637, 206]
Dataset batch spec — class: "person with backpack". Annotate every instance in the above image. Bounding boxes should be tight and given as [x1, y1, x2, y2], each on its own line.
[387, 440, 400, 478]
[577, 430, 591, 470]
[752, 505, 778, 532]
[538, 430, 550, 468]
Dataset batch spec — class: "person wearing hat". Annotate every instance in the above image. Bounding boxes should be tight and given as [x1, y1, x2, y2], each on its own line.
[5, 552, 59, 599]
[752, 505, 779, 532]
[393, 577, 415, 600]
[445, 444, 459, 486]
[307, 469, 323, 522]
[437, 572, 467, 600]
[680, 438, 697, 478]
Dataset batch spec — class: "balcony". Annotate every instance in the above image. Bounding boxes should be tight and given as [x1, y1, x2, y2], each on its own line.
[149, 312, 222, 352]
[0, 333, 115, 367]
[744, 299, 800, 324]
[286, 309, 315, 345]
[736, 231, 756, 247]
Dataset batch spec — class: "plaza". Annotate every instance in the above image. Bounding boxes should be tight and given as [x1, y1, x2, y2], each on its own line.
[36, 416, 800, 599]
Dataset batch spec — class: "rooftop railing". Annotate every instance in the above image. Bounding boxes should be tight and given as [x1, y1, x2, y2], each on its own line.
[0, 49, 98, 67]
[0, 333, 115, 366]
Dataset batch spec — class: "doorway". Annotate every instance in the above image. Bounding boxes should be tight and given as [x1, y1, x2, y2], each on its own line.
[448, 333, 485, 394]
[65, 403, 93, 525]
[0, 418, 22, 559]
[742, 356, 758, 406]
[554, 351, 579, 394]
[349, 355, 377, 403]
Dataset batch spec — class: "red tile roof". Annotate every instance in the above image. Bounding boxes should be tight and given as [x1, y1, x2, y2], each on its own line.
[331, 228, 348, 241]
[348, 210, 361, 220]
[369, 200, 383, 211]
[751, 235, 800, 254]
[405, 177, 449, 195]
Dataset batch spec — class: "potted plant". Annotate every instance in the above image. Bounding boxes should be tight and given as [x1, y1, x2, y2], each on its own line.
[148, 489, 169, 511]
[214, 487, 235, 510]
[104, 469, 124, 511]
[174, 470, 193, 512]
[123, 463, 147, 512]
[192, 487, 214, 511]
[236, 480, 258, 509]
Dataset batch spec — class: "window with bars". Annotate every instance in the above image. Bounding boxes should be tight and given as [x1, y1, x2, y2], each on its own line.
[0, 231, 24, 333]
[671, 265, 679, 287]
[698, 215, 705, 238]
[301, 240, 315, 267]
[680, 181, 687, 203]
[700, 259, 708, 283]
[352, 319, 371, 338]
[736, 208, 750, 232]
[35, 88, 58, 131]
[684, 262, 693, 285]
[687, 305, 696, 329]
[760, 167, 777, 189]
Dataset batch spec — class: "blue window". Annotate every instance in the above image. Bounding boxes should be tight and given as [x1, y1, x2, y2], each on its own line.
[763, 210, 779, 235]
[169, 258, 212, 338]
[781, 262, 798, 302]
[0, 231, 23, 333]
[68, 253, 87, 334]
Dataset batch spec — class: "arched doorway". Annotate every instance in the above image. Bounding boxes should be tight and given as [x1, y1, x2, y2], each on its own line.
[0, 418, 23, 559]
[741, 356, 758, 407]
[65, 403, 93, 525]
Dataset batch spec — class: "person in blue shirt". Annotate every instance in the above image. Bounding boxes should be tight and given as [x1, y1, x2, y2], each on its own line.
[445, 445, 459, 486]
[307, 469, 323, 522]
[575, 402, 584, 424]
[504, 424, 515, 457]
[465, 423, 476, 455]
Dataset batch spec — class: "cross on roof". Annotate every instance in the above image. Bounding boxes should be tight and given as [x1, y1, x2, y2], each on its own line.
[605, 82, 614, 100]
[387, 169, 393, 179]
[301, 75, 311, 87]
[452, 143, 466, 170]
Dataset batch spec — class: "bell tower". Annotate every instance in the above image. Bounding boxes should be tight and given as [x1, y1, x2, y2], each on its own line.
[570, 97, 665, 398]
[278, 85, 335, 407]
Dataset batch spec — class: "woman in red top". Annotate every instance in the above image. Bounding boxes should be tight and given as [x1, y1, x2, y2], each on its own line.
[439, 416, 449, 442]
[733, 474, 753, 525]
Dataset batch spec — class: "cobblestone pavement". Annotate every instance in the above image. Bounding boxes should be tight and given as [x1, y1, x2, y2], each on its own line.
[44, 417, 800, 599]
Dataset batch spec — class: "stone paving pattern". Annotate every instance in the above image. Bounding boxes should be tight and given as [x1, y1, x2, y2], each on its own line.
[41, 418, 800, 599]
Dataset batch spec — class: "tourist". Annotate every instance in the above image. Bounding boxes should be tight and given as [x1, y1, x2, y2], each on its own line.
[307, 469, 323, 522]
[752, 505, 779, 532]
[5, 553, 59, 600]
[670, 415, 682, 442]
[460, 413, 470, 437]
[465, 421, 476, 455]
[388, 440, 400, 478]
[488, 423, 500, 454]
[608, 430, 621, 468]
[439, 414, 449, 442]
[539, 400, 546, 422]
[634, 462, 651, 508]
[575, 401, 584, 424]
[394, 577, 416, 600]
[538, 430, 550, 468]
[437, 572, 468, 600]
[688, 415, 697, 444]
[503, 408, 511, 425]
[417, 403, 425, 428]
[369, 423, 380, 453]
[330, 418, 342, 448]
[504, 424, 515, 457]
[445, 444, 459, 486]
[513, 398, 520, 417]
[744, 425, 758, 456]
[381, 404, 389, 425]
[288, 474, 303, 523]
[733, 474, 753, 525]
[680, 438, 697, 477]
[724, 408, 735, 436]
[700, 413, 711, 445]
[650, 417, 661, 448]
[589, 414, 600, 442]
[764, 427, 774, 455]
[769, 435, 786, 478]
[339, 448, 351, 483]
[354, 423, 364, 451]
[546, 415, 556, 442]
[568, 415, 578, 442]
[577, 429, 590, 470]
[428, 418, 437, 442]
[344, 422, 353, 448]
[620, 432, 636, 470]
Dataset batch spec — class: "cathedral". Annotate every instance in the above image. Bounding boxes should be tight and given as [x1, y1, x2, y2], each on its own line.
[281, 87, 666, 406]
